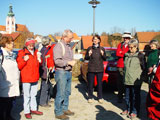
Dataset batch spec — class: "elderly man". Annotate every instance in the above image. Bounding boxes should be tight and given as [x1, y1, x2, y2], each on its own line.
[53, 30, 76, 120]
[116, 31, 132, 103]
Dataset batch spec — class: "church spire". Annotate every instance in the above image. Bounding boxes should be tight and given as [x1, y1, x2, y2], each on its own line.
[6, 4, 16, 34]
[7, 4, 15, 17]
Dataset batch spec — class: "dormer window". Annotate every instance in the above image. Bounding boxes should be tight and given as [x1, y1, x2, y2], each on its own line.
[8, 21, 9, 25]
[12, 21, 14, 25]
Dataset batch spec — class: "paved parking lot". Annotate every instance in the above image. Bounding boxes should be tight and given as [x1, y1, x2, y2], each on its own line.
[11, 80, 149, 120]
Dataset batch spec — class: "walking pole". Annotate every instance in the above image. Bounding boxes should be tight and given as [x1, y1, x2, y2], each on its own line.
[45, 55, 50, 84]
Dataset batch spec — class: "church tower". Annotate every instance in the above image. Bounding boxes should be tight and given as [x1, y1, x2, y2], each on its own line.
[6, 5, 16, 34]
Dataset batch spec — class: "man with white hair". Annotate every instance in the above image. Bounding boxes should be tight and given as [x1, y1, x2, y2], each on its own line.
[53, 30, 76, 120]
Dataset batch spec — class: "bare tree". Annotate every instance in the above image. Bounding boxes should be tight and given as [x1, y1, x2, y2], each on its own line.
[54, 32, 62, 36]
[131, 27, 136, 36]
[101, 32, 108, 36]
[110, 26, 124, 34]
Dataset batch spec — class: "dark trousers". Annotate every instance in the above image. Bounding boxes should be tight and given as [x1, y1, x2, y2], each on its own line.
[125, 85, 141, 115]
[117, 67, 125, 100]
[0, 97, 14, 120]
[39, 79, 50, 105]
[87, 72, 103, 99]
[148, 73, 154, 89]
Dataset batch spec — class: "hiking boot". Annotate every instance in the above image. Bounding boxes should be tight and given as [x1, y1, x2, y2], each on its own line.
[64, 110, 75, 116]
[88, 99, 93, 103]
[55, 114, 69, 120]
[30, 110, 43, 115]
[25, 113, 32, 119]
[128, 113, 137, 119]
[40, 104, 51, 107]
[120, 110, 129, 115]
[98, 99, 103, 104]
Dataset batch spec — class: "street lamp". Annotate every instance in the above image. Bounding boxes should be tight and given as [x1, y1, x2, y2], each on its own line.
[88, 0, 100, 36]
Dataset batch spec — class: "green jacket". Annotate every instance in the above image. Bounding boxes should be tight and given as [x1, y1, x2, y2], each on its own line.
[147, 49, 158, 69]
[124, 52, 143, 86]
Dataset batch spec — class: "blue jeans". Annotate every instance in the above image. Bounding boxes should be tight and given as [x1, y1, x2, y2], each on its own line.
[54, 70, 72, 116]
[39, 79, 50, 105]
[125, 85, 141, 115]
[23, 82, 38, 114]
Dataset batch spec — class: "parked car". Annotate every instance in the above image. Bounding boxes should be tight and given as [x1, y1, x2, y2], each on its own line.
[81, 47, 118, 88]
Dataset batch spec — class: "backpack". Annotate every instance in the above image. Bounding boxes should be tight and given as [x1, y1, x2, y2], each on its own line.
[138, 52, 148, 83]
[0, 47, 6, 81]
[0, 47, 4, 65]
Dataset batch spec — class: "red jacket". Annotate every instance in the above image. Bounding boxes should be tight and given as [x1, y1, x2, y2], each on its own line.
[45, 44, 55, 70]
[146, 64, 160, 120]
[116, 42, 129, 68]
[16, 48, 40, 83]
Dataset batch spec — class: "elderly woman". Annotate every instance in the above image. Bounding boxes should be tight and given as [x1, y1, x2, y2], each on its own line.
[39, 36, 55, 107]
[147, 40, 159, 88]
[120, 39, 145, 119]
[85, 34, 106, 104]
[16, 38, 43, 119]
[0, 36, 20, 120]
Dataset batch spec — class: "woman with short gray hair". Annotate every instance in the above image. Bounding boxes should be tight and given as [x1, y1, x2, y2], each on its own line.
[128, 39, 139, 49]
[39, 36, 55, 107]
[41, 36, 51, 46]
[147, 39, 159, 88]
[120, 39, 145, 119]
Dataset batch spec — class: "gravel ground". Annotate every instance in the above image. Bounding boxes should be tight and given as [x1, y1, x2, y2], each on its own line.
[11, 80, 149, 120]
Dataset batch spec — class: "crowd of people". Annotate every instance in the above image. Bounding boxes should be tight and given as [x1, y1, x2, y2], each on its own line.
[0, 30, 160, 120]
[116, 32, 160, 120]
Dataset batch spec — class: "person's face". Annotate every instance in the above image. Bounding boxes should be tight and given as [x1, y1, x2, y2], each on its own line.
[129, 44, 137, 53]
[6, 41, 14, 51]
[123, 37, 130, 44]
[150, 43, 157, 50]
[93, 37, 100, 45]
[27, 43, 35, 50]
[64, 33, 73, 43]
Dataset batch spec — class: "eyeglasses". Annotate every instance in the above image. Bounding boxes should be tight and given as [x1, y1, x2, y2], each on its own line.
[129, 46, 136, 49]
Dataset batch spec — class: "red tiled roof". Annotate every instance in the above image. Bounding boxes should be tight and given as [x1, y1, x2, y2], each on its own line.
[55, 33, 80, 41]
[2, 32, 20, 40]
[81, 36, 110, 49]
[137, 32, 160, 43]
[0, 24, 29, 32]
[100, 36, 110, 47]
[73, 33, 80, 40]
[0, 25, 6, 31]
[16, 24, 29, 32]
[55, 36, 62, 40]
[81, 36, 93, 49]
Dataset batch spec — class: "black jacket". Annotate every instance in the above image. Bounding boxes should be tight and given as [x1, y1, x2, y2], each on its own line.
[85, 45, 106, 72]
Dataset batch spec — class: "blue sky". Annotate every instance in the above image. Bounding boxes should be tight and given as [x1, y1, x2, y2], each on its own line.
[0, 0, 160, 36]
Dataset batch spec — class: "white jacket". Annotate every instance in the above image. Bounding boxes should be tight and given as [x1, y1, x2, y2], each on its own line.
[0, 47, 20, 97]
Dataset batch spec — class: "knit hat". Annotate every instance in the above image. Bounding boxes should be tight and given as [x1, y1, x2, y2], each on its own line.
[25, 38, 36, 46]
